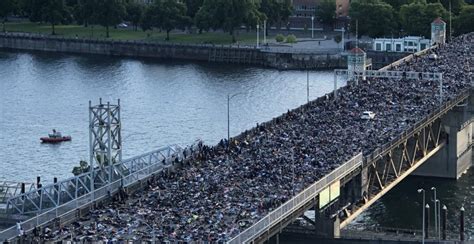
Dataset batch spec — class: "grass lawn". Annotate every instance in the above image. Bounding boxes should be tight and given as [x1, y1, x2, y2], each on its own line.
[3, 22, 265, 45]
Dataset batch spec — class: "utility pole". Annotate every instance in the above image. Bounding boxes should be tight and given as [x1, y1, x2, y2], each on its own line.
[356, 20, 359, 48]
[264, 20, 267, 44]
[307, 70, 310, 103]
[257, 24, 260, 48]
[449, 0, 453, 41]
[418, 189, 425, 244]
[342, 27, 345, 51]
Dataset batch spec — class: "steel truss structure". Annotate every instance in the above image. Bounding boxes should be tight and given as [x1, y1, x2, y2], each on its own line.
[89, 99, 122, 190]
[333, 69, 444, 103]
[340, 89, 471, 228]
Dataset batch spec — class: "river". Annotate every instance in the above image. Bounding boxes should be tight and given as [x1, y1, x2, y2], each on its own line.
[0, 50, 339, 182]
[0, 50, 471, 238]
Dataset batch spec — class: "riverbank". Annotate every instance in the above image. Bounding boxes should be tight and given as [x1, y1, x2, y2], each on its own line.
[0, 32, 346, 70]
[3, 22, 261, 44]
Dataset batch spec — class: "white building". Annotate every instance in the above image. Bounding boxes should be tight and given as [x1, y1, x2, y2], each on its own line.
[373, 36, 431, 53]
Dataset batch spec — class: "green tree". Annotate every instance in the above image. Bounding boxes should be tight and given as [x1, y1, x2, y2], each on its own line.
[427, 0, 465, 15]
[0, 0, 15, 32]
[316, 0, 336, 26]
[259, 0, 292, 31]
[350, 0, 397, 37]
[74, 0, 96, 27]
[125, 2, 143, 31]
[399, 1, 448, 36]
[185, 0, 204, 19]
[29, 0, 49, 22]
[196, 0, 264, 42]
[95, 0, 125, 38]
[141, 3, 158, 31]
[43, 0, 65, 35]
[454, 5, 474, 35]
[382, 0, 415, 11]
[160, 0, 191, 40]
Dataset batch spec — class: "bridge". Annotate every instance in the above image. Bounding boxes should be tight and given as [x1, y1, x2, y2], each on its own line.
[0, 33, 472, 242]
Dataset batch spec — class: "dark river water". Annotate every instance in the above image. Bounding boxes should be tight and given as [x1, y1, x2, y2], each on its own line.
[0, 50, 472, 238]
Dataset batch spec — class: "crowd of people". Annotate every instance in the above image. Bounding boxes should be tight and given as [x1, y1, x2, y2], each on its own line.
[38, 33, 472, 243]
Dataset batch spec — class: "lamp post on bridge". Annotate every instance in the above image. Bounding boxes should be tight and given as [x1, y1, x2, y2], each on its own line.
[227, 93, 243, 144]
[418, 188, 425, 244]
[264, 20, 267, 44]
[341, 27, 345, 51]
[431, 187, 441, 240]
[256, 24, 260, 48]
[311, 16, 315, 39]
[307, 70, 310, 103]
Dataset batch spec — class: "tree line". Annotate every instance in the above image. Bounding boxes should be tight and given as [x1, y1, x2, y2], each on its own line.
[0, 0, 472, 40]
[0, 0, 293, 41]
[347, 0, 473, 37]
[311, 0, 471, 38]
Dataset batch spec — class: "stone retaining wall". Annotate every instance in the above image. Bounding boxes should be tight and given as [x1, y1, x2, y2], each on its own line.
[0, 33, 346, 70]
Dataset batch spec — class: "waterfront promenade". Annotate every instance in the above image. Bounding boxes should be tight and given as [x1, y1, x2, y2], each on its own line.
[23, 33, 471, 243]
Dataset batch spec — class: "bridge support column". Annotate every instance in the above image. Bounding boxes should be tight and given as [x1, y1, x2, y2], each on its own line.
[315, 212, 341, 238]
[413, 96, 474, 179]
[340, 167, 368, 212]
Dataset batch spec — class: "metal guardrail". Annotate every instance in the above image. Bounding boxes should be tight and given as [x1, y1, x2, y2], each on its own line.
[260, 46, 341, 55]
[0, 145, 187, 241]
[227, 153, 363, 244]
[378, 45, 438, 71]
[0, 182, 36, 204]
[5, 145, 184, 215]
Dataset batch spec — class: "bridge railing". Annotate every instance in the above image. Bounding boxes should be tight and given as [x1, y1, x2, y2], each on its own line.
[4, 145, 184, 216]
[228, 153, 363, 244]
[0, 144, 190, 241]
[0, 182, 36, 204]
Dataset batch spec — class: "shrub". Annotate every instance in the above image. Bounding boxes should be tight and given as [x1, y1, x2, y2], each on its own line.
[334, 35, 342, 43]
[286, 34, 297, 43]
[275, 34, 285, 42]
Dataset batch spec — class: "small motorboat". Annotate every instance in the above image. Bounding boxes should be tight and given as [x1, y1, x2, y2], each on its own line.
[40, 129, 71, 143]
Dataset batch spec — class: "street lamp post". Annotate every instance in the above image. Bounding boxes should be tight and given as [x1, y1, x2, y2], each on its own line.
[264, 20, 267, 44]
[418, 188, 425, 244]
[311, 16, 315, 39]
[227, 93, 242, 143]
[307, 70, 310, 103]
[257, 24, 260, 48]
[341, 27, 345, 51]
[436, 199, 441, 240]
[431, 187, 439, 240]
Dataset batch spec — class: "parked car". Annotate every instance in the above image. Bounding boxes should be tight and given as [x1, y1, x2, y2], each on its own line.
[361, 111, 376, 120]
[117, 23, 128, 28]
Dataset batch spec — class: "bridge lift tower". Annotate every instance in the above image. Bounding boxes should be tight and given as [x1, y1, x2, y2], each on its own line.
[89, 98, 122, 192]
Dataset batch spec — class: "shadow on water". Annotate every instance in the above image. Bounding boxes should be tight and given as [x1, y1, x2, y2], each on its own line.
[353, 167, 474, 238]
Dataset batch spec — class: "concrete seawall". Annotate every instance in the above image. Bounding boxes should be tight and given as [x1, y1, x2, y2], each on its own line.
[0, 33, 346, 70]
